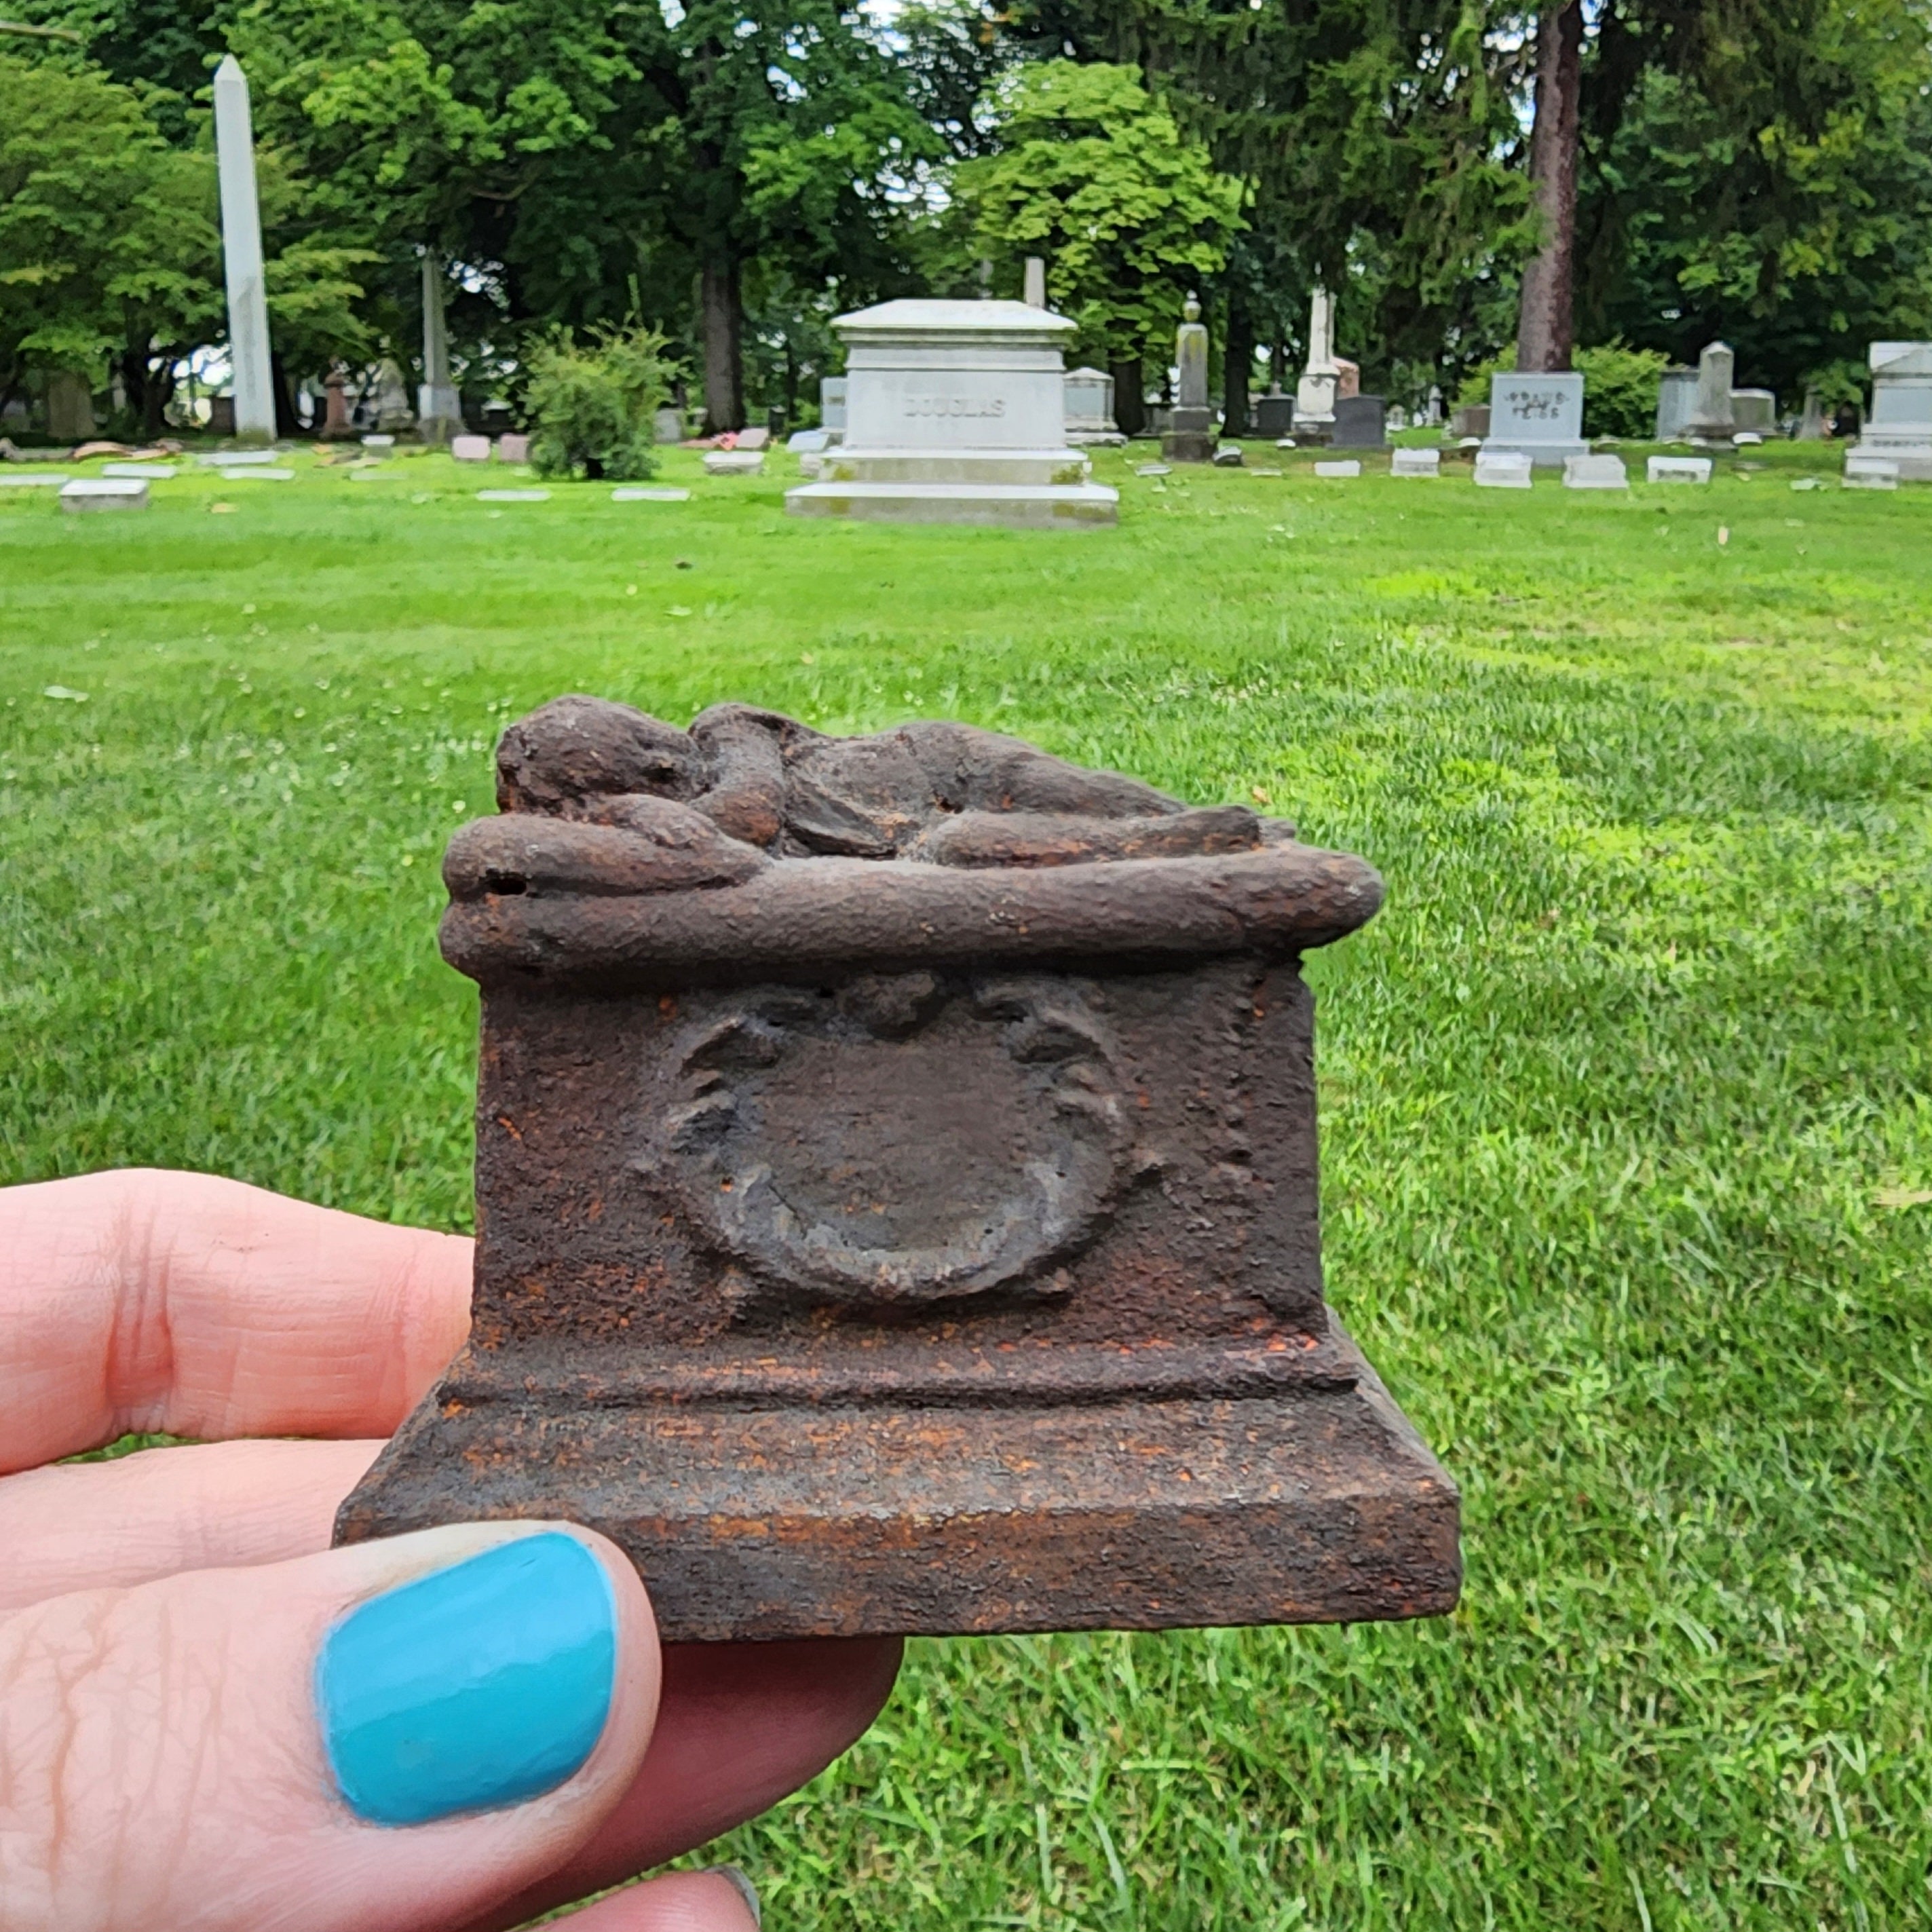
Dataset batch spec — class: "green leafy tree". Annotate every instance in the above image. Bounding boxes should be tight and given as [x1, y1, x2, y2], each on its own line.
[949, 60, 1242, 433]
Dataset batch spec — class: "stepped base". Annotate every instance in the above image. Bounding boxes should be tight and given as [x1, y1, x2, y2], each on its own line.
[336, 1320, 1460, 1640]
[818, 447, 1093, 487]
[1480, 436, 1589, 468]
[786, 478, 1120, 528]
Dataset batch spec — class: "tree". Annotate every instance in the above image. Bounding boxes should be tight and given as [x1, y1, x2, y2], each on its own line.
[949, 60, 1243, 434]
[1515, 1, 1584, 371]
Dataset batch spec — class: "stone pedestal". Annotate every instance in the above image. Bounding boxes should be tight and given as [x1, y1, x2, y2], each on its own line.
[1854, 342, 1932, 480]
[333, 696, 1460, 1641]
[1482, 371, 1587, 466]
[786, 301, 1117, 528]
[1161, 296, 1215, 465]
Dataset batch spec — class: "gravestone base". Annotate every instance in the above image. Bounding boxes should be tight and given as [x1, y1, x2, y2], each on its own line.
[787, 476, 1118, 527]
[1162, 406, 1216, 465]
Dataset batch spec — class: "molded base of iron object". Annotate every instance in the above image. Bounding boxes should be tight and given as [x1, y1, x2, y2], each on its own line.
[333, 699, 1461, 1640]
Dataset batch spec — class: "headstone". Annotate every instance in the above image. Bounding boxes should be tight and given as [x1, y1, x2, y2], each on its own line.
[212, 58, 275, 442]
[497, 433, 531, 464]
[322, 367, 354, 439]
[45, 371, 96, 441]
[1685, 343, 1736, 447]
[1844, 451, 1899, 489]
[704, 449, 765, 475]
[1483, 371, 1586, 466]
[1853, 341, 1932, 479]
[1732, 431, 1764, 447]
[199, 449, 280, 466]
[1253, 390, 1294, 438]
[103, 462, 176, 478]
[1212, 443, 1243, 467]
[360, 432, 396, 450]
[476, 488, 551, 501]
[1422, 385, 1445, 426]
[418, 252, 463, 441]
[654, 406, 685, 444]
[1023, 257, 1047, 309]
[1797, 390, 1826, 441]
[451, 434, 491, 461]
[820, 376, 848, 438]
[734, 425, 770, 451]
[1563, 453, 1628, 490]
[787, 428, 831, 453]
[0, 473, 69, 488]
[1449, 404, 1490, 439]
[1654, 368, 1698, 440]
[1730, 389, 1776, 434]
[1313, 459, 1360, 478]
[1291, 288, 1339, 440]
[233, 466, 295, 480]
[1647, 455, 1711, 484]
[611, 487, 691, 501]
[374, 359, 415, 434]
[1063, 367, 1124, 447]
[1391, 447, 1440, 478]
[1330, 395, 1387, 449]
[60, 478, 148, 512]
[1162, 295, 1215, 464]
[1474, 449, 1534, 489]
[786, 299, 1118, 529]
[1334, 359, 1360, 400]
[1386, 406, 1408, 432]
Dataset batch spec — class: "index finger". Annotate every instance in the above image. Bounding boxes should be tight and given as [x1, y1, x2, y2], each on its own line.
[0, 1168, 472, 1473]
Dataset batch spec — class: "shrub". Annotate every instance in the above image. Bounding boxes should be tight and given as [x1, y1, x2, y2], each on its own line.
[525, 326, 674, 480]
[1452, 341, 1668, 438]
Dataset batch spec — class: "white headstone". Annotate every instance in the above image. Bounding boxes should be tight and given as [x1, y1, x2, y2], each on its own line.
[1312, 459, 1360, 478]
[1390, 447, 1440, 477]
[1483, 371, 1586, 465]
[612, 487, 691, 501]
[1023, 257, 1047, 309]
[1855, 341, 1932, 479]
[451, 434, 491, 461]
[1686, 343, 1736, 444]
[1292, 288, 1340, 436]
[654, 406, 684, 444]
[787, 299, 1118, 527]
[1844, 451, 1899, 489]
[102, 461, 176, 478]
[787, 428, 831, 453]
[0, 472, 69, 488]
[476, 488, 550, 501]
[1647, 455, 1711, 484]
[1475, 449, 1534, 489]
[1063, 366, 1122, 445]
[1654, 368, 1698, 440]
[1730, 388, 1776, 433]
[704, 449, 765, 475]
[1564, 453, 1628, 490]
[60, 478, 149, 512]
[199, 449, 280, 466]
[212, 57, 275, 442]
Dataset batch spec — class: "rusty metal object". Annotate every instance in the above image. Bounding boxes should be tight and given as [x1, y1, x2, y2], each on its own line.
[335, 698, 1461, 1640]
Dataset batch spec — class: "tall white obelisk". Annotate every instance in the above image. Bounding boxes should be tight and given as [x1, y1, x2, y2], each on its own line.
[213, 55, 276, 441]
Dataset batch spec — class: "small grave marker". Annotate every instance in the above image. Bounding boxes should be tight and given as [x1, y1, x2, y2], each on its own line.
[1475, 449, 1534, 489]
[60, 478, 149, 512]
[1648, 456, 1711, 484]
[0, 474, 69, 489]
[1843, 454, 1899, 490]
[1563, 453, 1628, 491]
[496, 433, 532, 464]
[612, 487, 692, 502]
[1390, 448, 1440, 478]
[451, 436, 491, 462]
[1313, 459, 1361, 478]
[704, 449, 765, 476]
[476, 489, 552, 502]
[102, 462, 176, 479]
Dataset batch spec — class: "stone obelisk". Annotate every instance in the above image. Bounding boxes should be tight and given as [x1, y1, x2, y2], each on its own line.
[418, 251, 463, 442]
[213, 56, 275, 442]
[1162, 294, 1215, 463]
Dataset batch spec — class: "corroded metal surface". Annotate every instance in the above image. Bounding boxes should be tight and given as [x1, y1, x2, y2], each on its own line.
[335, 699, 1461, 1639]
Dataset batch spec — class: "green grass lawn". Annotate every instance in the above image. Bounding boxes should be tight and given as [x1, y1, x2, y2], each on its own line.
[4, 438, 1930, 1928]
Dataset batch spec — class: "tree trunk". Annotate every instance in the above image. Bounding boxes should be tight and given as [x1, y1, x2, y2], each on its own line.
[1222, 292, 1253, 436]
[1515, 0, 1584, 373]
[700, 259, 744, 434]
[1110, 358, 1145, 438]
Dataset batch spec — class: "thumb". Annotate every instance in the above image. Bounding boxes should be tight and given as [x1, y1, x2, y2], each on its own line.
[1, 1523, 666, 1932]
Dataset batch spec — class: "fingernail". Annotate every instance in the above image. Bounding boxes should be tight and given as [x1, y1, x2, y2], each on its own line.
[317, 1531, 617, 1826]
[713, 1865, 763, 1927]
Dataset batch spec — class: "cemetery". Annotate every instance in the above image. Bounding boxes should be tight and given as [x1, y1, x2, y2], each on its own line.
[3, 5, 1931, 1931]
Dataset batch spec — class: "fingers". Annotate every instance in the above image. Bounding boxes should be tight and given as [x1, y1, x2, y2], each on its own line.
[0, 1169, 472, 1471]
[0, 1524, 658, 1932]
[544, 1870, 760, 1932]
[0, 1439, 382, 1610]
[470, 1637, 900, 1932]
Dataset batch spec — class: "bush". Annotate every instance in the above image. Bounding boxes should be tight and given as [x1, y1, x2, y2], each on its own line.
[1452, 341, 1668, 438]
[525, 326, 674, 481]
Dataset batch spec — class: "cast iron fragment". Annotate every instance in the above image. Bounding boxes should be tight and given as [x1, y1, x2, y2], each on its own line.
[335, 698, 1461, 1640]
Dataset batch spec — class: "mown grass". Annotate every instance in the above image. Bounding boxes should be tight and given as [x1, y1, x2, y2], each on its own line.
[3, 438, 1930, 1927]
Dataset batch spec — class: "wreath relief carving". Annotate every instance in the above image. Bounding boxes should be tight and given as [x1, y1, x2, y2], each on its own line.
[658, 972, 1145, 1312]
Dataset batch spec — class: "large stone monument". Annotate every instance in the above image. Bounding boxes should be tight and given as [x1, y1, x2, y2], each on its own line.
[212, 56, 275, 442]
[1161, 295, 1215, 463]
[335, 694, 1462, 1640]
[1854, 342, 1932, 480]
[1482, 369, 1587, 466]
[784, 300, 1117, 527]
[1684, 342, 1737, 447]
[1292, 288, 1340, 440]
[417, 252, 463, 442]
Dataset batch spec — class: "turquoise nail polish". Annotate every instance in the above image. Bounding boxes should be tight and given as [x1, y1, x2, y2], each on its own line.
[317, 1532, 617, 1826]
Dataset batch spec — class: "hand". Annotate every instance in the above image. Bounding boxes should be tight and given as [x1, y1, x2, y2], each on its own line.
[0, 1169, 902, 1931]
